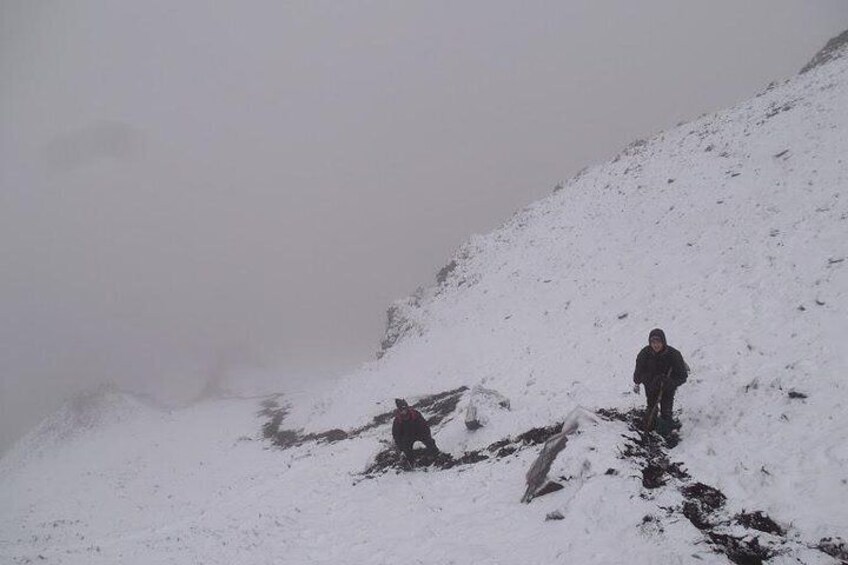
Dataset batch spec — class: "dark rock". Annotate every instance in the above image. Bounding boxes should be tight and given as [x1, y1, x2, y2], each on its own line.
[515, 423, 565, 446]
[734, 511, 785, 536]
[683, 501, 716, 530]
[800, 29, 848, 74]
[534, 481, 565, 498]
[313, 429, 349, 443]
[817, 537, 848, 561]
[415, 386, 469, 427]
[436, 260, 458, 285]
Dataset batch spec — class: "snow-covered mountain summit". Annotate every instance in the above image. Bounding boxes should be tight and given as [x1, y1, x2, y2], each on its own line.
[2, 33, 847, 565]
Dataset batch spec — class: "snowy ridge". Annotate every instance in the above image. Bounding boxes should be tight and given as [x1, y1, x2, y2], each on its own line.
[1, 35, 847, 565]
[0, 386, 151, 477]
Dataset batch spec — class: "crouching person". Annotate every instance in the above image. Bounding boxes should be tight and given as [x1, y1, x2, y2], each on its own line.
[392, 399, 438, 466]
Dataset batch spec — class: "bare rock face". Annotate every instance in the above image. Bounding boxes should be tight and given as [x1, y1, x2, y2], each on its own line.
[376, 294, 424, 359]
[800, 28, 848, 74]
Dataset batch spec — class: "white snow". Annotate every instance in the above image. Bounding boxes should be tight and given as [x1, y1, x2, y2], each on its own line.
[2, 41, 847, 564]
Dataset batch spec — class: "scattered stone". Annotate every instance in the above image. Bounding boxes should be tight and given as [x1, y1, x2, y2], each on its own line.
[465, 404, 483, 430]
[464, 385, 511, 430]
[545, 510, 565, 521]
[817, 537, 848, 561]
[787, 391, 808, 400]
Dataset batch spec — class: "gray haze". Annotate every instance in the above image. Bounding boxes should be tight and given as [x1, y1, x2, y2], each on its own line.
[1, 1, 846, 452]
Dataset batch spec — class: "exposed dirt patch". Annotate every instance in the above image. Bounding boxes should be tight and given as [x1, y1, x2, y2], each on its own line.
[680, 483, 727, 531]
[595, 407, 632, 423]
[734, 511, 784, 536]
[608, 407, 689, 491]
[707, 532, 772, 565]
[681, 483, 727, 512]
[361, 446, 488, 477]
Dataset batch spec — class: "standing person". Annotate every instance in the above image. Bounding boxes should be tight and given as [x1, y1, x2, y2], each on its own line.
[633, 328, 688, 431]
[392, 398, 438, 466]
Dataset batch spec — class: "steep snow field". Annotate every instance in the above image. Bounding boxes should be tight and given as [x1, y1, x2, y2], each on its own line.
[2, 38, 847, 564]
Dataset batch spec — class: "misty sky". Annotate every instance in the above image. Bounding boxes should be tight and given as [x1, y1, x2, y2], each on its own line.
[1, 1, 846, 452]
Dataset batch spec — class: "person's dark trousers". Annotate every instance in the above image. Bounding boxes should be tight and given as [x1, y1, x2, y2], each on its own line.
[397, 439, 415, 462]
[645, 384, 677, 420]
[420, 434, 438, 455]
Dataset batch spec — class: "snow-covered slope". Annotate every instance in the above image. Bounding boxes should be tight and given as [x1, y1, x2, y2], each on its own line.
[2, 35, 847, 565]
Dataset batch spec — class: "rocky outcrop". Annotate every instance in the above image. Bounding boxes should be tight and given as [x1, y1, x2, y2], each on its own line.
[800, 28, 848, 74]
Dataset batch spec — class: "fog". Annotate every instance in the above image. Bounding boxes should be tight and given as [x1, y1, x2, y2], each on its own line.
[1, 1, 845, 452]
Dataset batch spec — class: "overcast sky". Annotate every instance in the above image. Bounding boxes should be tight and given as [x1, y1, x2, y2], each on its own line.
[1, 1, 846, 452]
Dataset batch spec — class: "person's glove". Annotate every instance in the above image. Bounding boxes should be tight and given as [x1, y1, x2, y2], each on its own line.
[632, 383, 640, 394]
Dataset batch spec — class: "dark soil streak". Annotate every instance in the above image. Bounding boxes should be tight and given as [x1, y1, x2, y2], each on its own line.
[260, 387, 469, 450]
[599, 407, 829, 564]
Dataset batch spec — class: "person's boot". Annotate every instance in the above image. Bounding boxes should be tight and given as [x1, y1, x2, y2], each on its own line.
[656, 416, 672, 437]
[400, 451, 414, 470]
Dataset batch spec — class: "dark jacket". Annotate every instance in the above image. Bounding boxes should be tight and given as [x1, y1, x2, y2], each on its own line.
[634, 330, 688, 388]
[392, 407, 431, 445]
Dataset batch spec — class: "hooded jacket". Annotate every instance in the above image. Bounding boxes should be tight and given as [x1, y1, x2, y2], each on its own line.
[633, 328, 688, 388]
[392, 406, 432, 445]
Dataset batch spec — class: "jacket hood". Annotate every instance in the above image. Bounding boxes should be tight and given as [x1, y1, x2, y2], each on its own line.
[649, 328, 667, 347]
